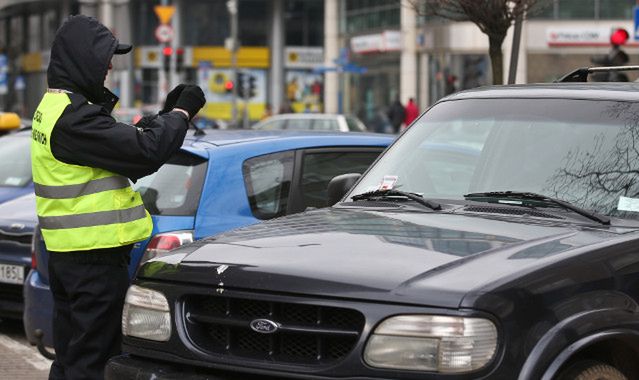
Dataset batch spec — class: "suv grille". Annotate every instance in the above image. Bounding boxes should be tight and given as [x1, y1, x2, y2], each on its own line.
[184, 295, 365, 365]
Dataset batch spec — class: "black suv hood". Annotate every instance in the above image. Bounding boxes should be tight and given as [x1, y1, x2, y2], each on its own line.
[138, 208, 631, 308]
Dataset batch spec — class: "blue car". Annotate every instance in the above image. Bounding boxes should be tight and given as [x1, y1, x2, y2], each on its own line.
[24, 129, 393, 349]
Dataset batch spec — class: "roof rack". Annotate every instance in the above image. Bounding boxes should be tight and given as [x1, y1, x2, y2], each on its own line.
[555, 65, 639, 83]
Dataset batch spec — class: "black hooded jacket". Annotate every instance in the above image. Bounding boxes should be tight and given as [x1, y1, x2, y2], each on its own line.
[45, 15, 189, 182]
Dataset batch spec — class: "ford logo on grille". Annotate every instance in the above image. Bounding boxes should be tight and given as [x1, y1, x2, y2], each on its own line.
[249, 319, 279, 334]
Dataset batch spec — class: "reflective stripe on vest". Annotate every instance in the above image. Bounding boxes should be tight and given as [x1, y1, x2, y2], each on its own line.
[38, 204, 147, 230]
[34, 176, 130, 199]
[31, 92, 152, 251]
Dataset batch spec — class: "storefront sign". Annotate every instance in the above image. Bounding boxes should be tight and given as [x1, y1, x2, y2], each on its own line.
[284, 47, 323, 68]
[351, 30, 402, 54]
[546, 27, 638, 47]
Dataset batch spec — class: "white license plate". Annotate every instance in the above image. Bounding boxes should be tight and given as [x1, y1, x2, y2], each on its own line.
[0, 264, 24, 284]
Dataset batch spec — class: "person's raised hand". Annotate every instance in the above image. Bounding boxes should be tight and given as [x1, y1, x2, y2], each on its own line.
[174, 85, 206, 120]
[160, 84, 187, 114]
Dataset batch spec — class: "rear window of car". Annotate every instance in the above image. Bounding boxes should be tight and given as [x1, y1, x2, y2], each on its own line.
[243, 151, 294, 220]
[0, 135, 31, 187]
[313, 119, 339, 131]
[132, 152, 207, 216]
[346, 116, 366, 132]
[300, 150, 383, 208]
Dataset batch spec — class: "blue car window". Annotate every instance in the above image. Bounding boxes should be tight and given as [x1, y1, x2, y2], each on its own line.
[243, 151, 294, 219]
[300, 151, 382, 209]
[0, 135, 31, 187]
[132, 152, 207, 216]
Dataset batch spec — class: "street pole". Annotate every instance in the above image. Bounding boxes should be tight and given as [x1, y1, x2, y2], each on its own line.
[227, 0, 239, 126]
[157, 0, 169, 104]
[508, 4, 523, 85]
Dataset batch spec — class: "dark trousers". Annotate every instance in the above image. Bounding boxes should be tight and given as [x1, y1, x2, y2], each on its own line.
[48, 245, 132, 380]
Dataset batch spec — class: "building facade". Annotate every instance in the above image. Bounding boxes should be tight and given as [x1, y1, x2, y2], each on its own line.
[1, 0, 638, 125]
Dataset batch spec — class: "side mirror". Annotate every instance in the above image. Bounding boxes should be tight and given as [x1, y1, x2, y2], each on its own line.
[327, 173, 361, 206]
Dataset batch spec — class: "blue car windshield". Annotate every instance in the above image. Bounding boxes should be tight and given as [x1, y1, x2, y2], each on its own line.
[0, 135, 31, 187]
[348, 98, 639, 219]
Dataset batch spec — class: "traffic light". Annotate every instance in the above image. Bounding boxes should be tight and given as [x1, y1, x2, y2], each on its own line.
[224, 80, 234, 94]
[590, 28, 629, 81]
[176, 48, 184, 72]
[248, 75, 256, 98]
[162, 46, 172, 73]
[236, 71, 246, 98]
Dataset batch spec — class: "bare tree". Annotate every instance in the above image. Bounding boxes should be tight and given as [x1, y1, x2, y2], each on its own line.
[407, 0, 550, 85]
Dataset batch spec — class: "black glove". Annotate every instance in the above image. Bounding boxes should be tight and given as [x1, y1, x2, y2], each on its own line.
[160, 84, 187, 114]
[174, 85, 206, 120]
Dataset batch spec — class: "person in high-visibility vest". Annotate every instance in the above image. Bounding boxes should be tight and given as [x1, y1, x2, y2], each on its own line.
[31, 15, 205, 380]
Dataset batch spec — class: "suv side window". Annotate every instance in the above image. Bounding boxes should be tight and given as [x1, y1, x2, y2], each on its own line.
[243, 151, 294, 219]
[296, 149, 383, 210]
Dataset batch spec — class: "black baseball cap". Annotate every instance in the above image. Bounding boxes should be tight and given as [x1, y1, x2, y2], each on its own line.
[114, 43, 132, 55]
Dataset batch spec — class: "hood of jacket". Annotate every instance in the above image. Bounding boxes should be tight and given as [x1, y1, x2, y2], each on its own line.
[47, 15, 118, 105]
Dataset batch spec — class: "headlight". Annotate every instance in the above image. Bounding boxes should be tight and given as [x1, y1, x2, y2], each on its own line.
[121, 285, 171, 342]
[364, 315, 497, 373]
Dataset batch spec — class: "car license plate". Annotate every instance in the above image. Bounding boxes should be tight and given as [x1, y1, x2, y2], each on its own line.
[0, 264, 24, 284]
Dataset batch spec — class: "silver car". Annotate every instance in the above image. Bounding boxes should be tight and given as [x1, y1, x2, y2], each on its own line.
[252, 113, 367, 132]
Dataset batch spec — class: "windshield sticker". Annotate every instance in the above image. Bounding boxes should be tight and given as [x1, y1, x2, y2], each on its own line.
[4, 177, 22, 186]
[618, 196, 639, 212]
[378, 175, 398, 191]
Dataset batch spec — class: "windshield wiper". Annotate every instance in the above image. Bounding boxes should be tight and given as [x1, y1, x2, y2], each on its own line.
[351, 189, 441, 211]
[464, 191, 610, 225]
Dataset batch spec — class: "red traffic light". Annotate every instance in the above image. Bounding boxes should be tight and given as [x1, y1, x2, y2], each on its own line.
[610, 28, 629, 46]
[162, 46, 173, 56]
[224, 80, 234, 91]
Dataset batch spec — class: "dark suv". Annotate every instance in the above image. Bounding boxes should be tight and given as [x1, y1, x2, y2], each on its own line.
[107, 80, 639, 380]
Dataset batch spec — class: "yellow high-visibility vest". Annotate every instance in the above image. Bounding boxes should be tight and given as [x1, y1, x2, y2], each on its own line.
[31, 90, 152, 252]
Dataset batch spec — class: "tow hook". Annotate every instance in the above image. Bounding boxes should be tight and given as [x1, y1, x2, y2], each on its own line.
[34, 329, 56, 360]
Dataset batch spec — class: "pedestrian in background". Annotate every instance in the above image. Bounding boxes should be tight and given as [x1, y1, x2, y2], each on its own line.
[403, 97, 419, 129]
[387, 96, 405, 133]
[31, 15, 205, 380]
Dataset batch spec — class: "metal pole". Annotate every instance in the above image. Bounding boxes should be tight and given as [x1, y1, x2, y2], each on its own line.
[157, 0, 169, 104]
[228, 0, 239, 126]
[508, 6, 523, 85]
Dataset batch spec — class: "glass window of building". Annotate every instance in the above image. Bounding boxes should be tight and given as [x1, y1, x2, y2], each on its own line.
[285, 0, 324, 46]
[182, 0, 228, 45]
[530, 0, 635, 19]
[343, 0, 399, 35]
[239, 0, 268, 46]
[599, 0, 635, 19]
[42, 9, 57, 49]
[9, 16, 24, 53]
[28, 14, 40, 52]
[132, 0, 161, 45]
[558, 0, 595, 19]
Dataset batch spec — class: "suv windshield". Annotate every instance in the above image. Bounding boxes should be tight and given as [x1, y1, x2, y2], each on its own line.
[348, 98, 639, 220]
[0, 134, 31, 187]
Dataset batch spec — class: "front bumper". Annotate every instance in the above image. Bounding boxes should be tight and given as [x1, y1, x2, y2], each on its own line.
[107, 354, 289, 380]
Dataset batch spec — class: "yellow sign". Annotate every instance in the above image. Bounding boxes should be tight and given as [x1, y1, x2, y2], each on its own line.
[154, 5, 175, 25]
